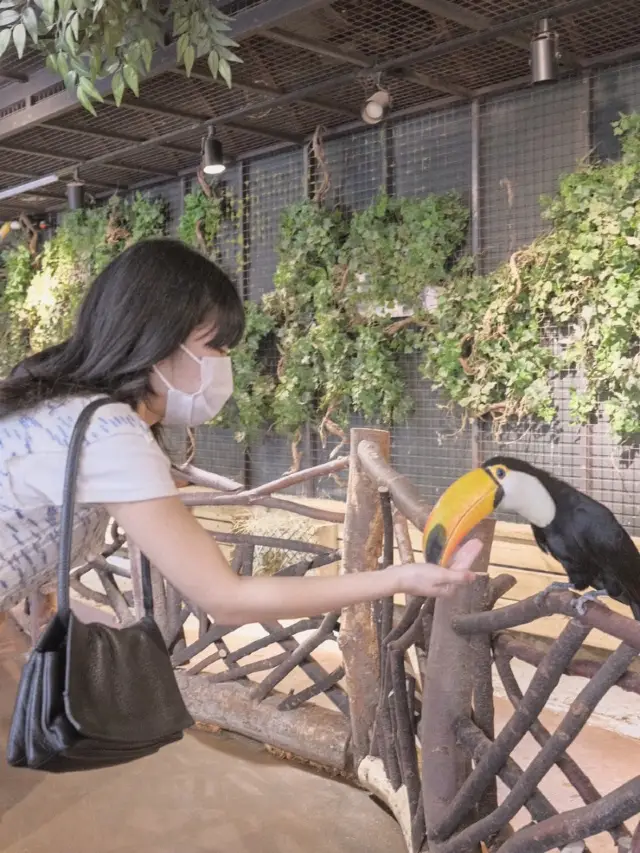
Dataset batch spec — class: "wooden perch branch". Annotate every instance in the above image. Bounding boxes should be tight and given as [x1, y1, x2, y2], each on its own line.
[437, 640, 637, 853]
[456, 717, 559, 825]
[185, 617, 323, 676]
[496, 776, 640, 853]
[431, 618, 591, 843]
[357, 439, 429, 531]
[177, 673, 351, 771]
[494, 648, 630, 845]
[494, 631, 640, 695]
[277, 666, 345, 712]
[251, 612, 340, 702]
[339, 428, 389, 763]
[274, 550, 341, 578]
[453, 589, 640, 652]
[183, 492, 345, 523]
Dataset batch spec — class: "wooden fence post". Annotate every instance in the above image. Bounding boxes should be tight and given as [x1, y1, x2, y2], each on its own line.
[421, 517, 496, 846]
[338, 428, 391, 766]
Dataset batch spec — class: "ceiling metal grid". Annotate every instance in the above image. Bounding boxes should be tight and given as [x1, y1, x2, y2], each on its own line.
[0, 0, 635, 217]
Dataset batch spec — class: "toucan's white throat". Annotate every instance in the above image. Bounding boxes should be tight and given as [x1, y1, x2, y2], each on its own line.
[497, 470, 556, 528]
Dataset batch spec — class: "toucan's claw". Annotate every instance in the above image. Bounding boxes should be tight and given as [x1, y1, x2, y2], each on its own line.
[573, 589, 609, 616]
[535, 581, 575, 605]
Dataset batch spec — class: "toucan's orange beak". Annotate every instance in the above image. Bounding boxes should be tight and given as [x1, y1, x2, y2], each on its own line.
[423, 468, 501, 566]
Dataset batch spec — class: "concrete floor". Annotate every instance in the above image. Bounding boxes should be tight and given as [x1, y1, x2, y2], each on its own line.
[1, 615, 639, 853]
[0, 616, 403, 853]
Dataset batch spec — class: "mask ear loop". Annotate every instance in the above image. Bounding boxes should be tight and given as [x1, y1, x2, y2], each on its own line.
[184, 426, 196, 466]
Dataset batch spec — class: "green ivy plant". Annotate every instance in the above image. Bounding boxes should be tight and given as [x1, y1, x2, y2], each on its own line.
[1, 191, 166, 366]
[424, 113, 640, 439]
[178, 186, 225, 256]
[0, 0, 241, 115]
[218, 191, 469, 457]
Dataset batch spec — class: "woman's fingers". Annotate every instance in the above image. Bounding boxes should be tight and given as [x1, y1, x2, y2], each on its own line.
[448, 537, 484, 570]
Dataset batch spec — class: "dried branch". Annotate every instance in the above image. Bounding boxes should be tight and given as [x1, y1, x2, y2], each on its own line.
[209, 531, 335, 556]
[393, 508, 415, 565]
[186, 617, 323, 676]
[200, 652, 290, 684]
[494, 648, 630, 845]
[438, 642, 637, 853]
[94, 562, 135, 626]
[274, 550, 341, 578]
[277, 666, 345, 711]
[182, 491, 345, 523]
[390, 647, 424, 852]
[261, 620, 349, 716]
[251, 612, 340, 702]
[496, 776, 640, 853]
[494, 631, 640, 695]
[487, 573, 518, 609]
[453, 589, 640, 652]
[357, 440, 429, 531]
[431, 619, 591, 842]
[175, 464, 243, 492]
[456, 717, 558, 825]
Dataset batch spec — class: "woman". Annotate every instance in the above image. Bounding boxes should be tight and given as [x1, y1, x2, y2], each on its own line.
[0, 238, 480, 621]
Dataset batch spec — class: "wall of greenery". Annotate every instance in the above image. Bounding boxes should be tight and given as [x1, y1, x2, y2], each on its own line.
[3, 113, 640, 452]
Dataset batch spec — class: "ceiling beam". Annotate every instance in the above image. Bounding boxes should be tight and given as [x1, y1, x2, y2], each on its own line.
[169, 67, 359, 118]
[401, 0, 583, 70]
[113, 95, 307, 145]
[0, 0, 335, 142]
[41, 119, 200, 156]
[261, 28, 473, 98]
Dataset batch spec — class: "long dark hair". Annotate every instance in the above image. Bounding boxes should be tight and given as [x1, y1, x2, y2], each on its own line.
[0, 238, 245, 417]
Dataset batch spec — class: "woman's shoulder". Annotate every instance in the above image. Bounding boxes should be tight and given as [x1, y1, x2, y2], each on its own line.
[1, 395, 154, 453]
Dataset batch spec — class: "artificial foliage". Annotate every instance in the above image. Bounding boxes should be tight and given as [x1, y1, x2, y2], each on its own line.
[0, 192, 166, 366]
[0, 0, 241, 115]
[215, 113, 640, 449]
[424, 114, 640, 439]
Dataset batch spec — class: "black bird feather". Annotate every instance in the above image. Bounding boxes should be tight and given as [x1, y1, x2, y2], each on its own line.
[484, 456, 640, 621]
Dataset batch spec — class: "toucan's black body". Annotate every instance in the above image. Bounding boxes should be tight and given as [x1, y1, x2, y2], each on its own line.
[485, 456, 640, 620]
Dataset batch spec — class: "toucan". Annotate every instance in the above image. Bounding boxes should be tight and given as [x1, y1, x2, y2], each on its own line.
[422, 455, 640, 620]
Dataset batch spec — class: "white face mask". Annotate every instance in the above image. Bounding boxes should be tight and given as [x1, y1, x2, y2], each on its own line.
[154, 344, 233, 427]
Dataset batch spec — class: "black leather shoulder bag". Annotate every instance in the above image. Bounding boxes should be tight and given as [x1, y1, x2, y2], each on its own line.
[6, 397, 194, 773]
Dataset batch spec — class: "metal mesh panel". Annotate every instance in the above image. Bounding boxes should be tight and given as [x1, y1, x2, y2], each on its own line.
[478, 76, 590, 273]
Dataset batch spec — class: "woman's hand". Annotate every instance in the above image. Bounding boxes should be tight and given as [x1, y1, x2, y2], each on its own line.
[387, 538, 483, 598]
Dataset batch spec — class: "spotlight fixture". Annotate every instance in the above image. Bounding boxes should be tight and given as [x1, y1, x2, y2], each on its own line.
[361, 89, 391, 125]
[202, 126, 225, 176]
[530, 18, 559, 84]
[66, 171, 85, 211]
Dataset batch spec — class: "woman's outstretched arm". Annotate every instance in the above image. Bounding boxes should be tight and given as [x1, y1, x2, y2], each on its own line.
[107, 496, 481, 624]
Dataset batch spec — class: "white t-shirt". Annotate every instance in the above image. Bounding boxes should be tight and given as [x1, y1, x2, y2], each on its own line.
[0, 395, 177, 611]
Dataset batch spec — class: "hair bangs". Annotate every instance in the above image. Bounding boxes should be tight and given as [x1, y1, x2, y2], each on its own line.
[200, 280, 245, 351]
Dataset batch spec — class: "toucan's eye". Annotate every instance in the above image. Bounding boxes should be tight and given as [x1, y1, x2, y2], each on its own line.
[495, 467, 506, 480]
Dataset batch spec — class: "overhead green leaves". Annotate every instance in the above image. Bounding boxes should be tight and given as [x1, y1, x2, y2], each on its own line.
[0, 0, 242, 113]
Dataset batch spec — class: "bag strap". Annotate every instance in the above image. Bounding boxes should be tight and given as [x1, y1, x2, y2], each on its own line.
[57, 397, 154, 619]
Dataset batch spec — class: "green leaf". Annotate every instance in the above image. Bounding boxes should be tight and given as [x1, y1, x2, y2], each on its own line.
[183, 44, 195, 75]
[79, 75, 104, 103]
[140, 38, 152, 72]
[12, 21, 25, 57]
[0, 0, 18, 9]
[21, 5, 38, 41]
[41, 0, 55, 17]
[176, 31, 188, 62]
[218, 56, 231, 87]
[77, 86, 97, 116]
[70, 9, 79, 39]
[111, 69, 125, 105]
[0, 8, 18, 25]
[0, 26, 11, 56]
[122, 63, 139, 97]
[207, 49, 218, 79]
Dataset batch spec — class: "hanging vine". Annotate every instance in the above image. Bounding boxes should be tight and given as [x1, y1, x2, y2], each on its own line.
[0, 192, 167, 368]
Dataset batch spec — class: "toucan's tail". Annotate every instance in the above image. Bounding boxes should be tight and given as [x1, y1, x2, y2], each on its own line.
[631, 600, 640, 621]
